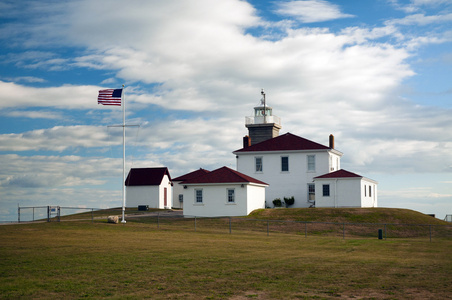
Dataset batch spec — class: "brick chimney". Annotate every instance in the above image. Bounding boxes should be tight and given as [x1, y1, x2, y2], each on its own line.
[329, 134, 334, 149]
[243, 135, 251, 148]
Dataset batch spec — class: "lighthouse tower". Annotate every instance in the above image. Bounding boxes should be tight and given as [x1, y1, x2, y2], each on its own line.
[244, 89, 281, 146]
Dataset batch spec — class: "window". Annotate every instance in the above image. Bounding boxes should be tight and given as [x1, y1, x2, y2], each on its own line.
[308, 183, 315, 201]
[369, 186, 372, 197]
[195, 189, 203, 203]
[227, 189, 235, 203]
[179, 194, 183, 203]
[322, 184, 330, 197]
[255, 157, 263, 172]
[364, 185, 366, 197]
[281, 156, 289, 172]
[307, 155, 315, 171]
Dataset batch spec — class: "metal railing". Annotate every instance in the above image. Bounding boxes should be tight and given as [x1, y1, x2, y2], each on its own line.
[13, 207, 452, 241]
[16, 205, 120, 223]
[127, 214, 452, 241]
[245, 115, 281, 126]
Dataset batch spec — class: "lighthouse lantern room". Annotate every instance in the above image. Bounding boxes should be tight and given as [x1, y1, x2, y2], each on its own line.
[244, 89, 282, 146]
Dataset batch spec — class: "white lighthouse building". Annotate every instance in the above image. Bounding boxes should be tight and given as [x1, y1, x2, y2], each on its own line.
[233, 91, 377, 209]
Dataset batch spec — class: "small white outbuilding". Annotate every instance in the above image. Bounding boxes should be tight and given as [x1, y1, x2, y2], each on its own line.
[125, 167, 172, 209]
[172, 168, 210, 209]
[180, 166, 268, 217]
[313, 169, 378, 208]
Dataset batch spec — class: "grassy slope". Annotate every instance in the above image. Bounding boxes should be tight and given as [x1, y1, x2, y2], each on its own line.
[1, 222, 451, 299]
[247, 207, 449, 225]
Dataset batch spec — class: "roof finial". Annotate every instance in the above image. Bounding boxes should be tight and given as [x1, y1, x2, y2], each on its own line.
[261, 89, 266, 122]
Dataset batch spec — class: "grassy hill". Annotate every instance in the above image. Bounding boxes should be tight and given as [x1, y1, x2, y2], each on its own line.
[1, 219, 451, 299]
[248, 207, 449, 225]
[55, 206, 449, 225]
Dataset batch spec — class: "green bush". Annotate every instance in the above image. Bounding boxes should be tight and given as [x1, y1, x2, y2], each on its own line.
[284, 196, 295, 206]
[273, 198, 282, 207]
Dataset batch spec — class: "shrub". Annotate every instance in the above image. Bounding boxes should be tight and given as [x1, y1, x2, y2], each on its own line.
[273, 198, 282, 207]
[284, 196, 295, 206]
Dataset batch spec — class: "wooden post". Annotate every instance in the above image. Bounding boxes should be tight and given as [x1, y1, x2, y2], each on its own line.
[305, 222, 307, 238]
[267, 220, 269, 236]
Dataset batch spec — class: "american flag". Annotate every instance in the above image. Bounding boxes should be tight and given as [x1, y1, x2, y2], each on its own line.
[98, 89, 122, 106]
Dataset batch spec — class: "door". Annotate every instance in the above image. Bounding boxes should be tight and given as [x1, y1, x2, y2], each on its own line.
[164, 187, 167, 207]
[308, 183, 315, 206]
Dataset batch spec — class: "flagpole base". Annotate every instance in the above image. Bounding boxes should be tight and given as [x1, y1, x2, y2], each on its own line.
[121, 220, 126, 224]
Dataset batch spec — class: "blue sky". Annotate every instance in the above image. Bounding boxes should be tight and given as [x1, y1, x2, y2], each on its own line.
[1, 0, 451, 221]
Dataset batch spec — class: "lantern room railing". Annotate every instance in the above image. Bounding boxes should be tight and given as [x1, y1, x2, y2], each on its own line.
[245, 115, 281, 125]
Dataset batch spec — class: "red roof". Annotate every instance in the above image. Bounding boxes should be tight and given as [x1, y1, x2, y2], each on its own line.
[314, 169, 362, 179]
[172, 168, 210, 182]
[182, 166, 268, 185]
[234, 132, 331, 153]
[125, 167, 171, 186]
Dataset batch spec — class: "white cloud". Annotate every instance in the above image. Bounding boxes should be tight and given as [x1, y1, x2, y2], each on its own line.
[1, 0, 450, 176]
[274, 0, 354, 23]
[0, 81, 114, 109]
[379, 187, 452, 199]
[388, 0, 450, 13]
[412, 0, 450, 6]
[0, 154, 120, 189]
[387, 13, 452, 26]
[0, 125, 120, 152]
[1, 51, 69, 70]
[4, 76, 46, 83]
[4, 110, 64, 120]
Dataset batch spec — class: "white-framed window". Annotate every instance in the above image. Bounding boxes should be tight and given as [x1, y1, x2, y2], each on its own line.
[227, 188, 235, 203]
[195, 189, 203, 203]
[255, 157, 263, 172]
[322, 184, 330, 197]
[307, 155, 315, 172]
[281, 156, 289, 172]
[308, 183, 315, 202]
[179, 194, 183, 202]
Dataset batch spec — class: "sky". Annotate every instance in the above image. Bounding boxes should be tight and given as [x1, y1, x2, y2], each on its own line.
[0, 0, 451, 222]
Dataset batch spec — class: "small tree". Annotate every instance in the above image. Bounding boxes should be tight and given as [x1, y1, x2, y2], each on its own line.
[284, 196, 295, 206]
[272, 198, 282, 207]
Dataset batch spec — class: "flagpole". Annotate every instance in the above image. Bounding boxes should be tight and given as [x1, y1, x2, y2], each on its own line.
[121, 84, 126, 224]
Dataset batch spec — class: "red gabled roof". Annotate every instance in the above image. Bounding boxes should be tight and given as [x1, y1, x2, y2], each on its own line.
[234, 132, 330, 153]
[182, 166, 268, 185]
[172, 168, 210, 182]
[125, 167, 171, 186]
[314, 169, 362, 179]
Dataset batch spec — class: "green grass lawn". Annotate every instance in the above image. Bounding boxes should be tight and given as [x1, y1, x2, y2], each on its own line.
[1, 221, 451, 299]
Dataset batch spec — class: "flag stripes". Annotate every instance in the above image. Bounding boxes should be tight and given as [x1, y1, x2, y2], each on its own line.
[98, 89, 122, 106]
